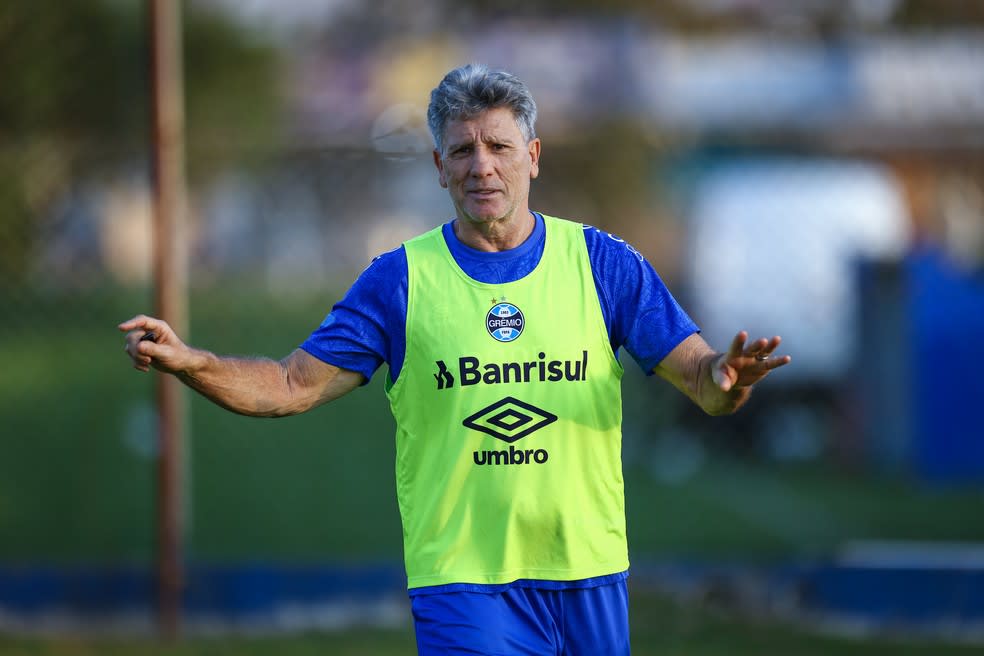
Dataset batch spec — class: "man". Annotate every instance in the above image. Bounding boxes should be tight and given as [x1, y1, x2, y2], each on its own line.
[121, 64, 790, 654]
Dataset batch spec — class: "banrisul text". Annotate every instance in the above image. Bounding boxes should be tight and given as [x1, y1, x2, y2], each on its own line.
[456, 351, 587, 387]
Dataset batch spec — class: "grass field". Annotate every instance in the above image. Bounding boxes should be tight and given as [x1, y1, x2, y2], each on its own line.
[2, 287, 982, 564]
[2, 286, 984, 653]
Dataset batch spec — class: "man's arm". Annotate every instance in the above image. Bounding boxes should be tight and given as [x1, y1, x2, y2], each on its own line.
[119, 314, 364, 417]
[654, 331, 791, 416]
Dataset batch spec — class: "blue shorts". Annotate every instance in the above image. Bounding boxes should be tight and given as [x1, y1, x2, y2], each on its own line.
[410, 578, 630, 655]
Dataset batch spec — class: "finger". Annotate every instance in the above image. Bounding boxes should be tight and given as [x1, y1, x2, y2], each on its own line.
[128, 351, 151, 371]
[746, 338, 769, 357]
[763, 354, 792, 370]
[124, 331, 158, 361]
[122, 316, 169, 357]
[124, 330, 149, 353]
[118, 315, 148, 331]
[727, 331, 748, 359]
[123, 342, 152, 366]
[715, 366, 733, 392]
[749, 336, 785, 363]
[135, 339, 162, 360]
[118, 315, 164, 334]
[712, 354, 735, 392]
[756, 335, 782, 358]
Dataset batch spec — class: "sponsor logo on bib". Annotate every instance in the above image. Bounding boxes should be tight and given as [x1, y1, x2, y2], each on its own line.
[464, 396, 556, 466]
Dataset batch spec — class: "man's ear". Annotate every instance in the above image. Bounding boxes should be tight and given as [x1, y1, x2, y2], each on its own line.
[433, 149, 448, 188]
[528, 138, 541, 180]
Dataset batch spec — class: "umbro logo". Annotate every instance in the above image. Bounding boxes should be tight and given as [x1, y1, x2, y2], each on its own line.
[462, 396, 557, 443]
[465, 397, 556, 466]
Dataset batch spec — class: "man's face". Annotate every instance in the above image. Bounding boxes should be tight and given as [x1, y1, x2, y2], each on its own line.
[433, 107, 540, 227]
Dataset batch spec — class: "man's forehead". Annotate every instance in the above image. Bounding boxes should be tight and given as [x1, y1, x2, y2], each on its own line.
[445, 108, 522, 139]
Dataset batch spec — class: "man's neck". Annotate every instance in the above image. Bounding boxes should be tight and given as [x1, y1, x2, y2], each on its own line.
[453, 211, 535, 253]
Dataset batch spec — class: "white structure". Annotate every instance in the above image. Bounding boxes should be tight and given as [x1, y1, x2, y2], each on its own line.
[687, 158, 910, 382]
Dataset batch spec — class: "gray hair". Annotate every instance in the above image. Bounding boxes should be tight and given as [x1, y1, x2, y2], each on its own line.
[427, 64, 537, 154]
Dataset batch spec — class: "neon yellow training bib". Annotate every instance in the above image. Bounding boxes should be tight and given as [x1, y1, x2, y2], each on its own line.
[386, 215, 627, 589]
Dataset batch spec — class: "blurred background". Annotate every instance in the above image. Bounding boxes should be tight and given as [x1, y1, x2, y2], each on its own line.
[1, 0, 983, 653]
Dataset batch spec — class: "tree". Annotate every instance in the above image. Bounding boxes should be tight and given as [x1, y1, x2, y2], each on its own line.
[0, 0, 281, 284]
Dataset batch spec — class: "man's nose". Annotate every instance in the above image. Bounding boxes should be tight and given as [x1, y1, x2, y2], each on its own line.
[469, 147, 494, 177]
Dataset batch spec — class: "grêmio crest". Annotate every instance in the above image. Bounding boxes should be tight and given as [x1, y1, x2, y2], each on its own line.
[486, 302, 524, 342]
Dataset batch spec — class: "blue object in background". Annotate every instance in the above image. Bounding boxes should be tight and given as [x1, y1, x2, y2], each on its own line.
[0, 563, 406, 629]
[908, 250, 984, 483]
[805, 565, 984, 625]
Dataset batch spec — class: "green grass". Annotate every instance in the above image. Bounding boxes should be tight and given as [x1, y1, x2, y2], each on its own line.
[0, 587, 980, 655]
[625, 457, 984, 560]
[2, 286, 984, 564]
[2, 285, 984, 654]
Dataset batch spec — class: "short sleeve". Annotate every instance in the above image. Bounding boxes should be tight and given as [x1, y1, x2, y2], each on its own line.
[299, 247, 408, 384]
[583, 225, 699, 373]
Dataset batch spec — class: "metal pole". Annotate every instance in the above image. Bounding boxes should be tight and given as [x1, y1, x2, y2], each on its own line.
[149, 0, 188, 639]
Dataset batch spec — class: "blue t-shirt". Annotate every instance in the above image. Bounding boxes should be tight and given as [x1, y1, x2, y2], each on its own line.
[301, 212, 698, 384]
[300, 212, 698, 595]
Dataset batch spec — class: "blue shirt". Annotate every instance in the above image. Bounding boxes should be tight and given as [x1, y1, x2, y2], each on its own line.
[301, 212, 698, 384]
[300, 212, 698, 595]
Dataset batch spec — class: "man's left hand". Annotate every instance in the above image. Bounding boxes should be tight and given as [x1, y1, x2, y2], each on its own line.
[712, 331, 791, 392]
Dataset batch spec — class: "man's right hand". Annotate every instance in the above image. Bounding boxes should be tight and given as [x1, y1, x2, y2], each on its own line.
[119, 314, 363, 416]
[119, 315, 199, 374]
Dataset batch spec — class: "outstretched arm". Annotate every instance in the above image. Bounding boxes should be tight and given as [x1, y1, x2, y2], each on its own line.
[654, 331, 791, 416]
[119, 314, 364, 417]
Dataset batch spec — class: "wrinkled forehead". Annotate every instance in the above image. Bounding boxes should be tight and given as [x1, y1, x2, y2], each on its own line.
[441, 107, 525, 144]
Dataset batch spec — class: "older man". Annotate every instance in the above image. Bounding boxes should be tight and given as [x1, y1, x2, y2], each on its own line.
[122, 64, 789, 655]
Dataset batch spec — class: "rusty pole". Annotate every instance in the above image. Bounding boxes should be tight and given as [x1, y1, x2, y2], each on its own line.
[149, 0, 188, 639]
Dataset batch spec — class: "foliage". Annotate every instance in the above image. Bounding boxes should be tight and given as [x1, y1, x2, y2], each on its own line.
[0, 0, 281, 284]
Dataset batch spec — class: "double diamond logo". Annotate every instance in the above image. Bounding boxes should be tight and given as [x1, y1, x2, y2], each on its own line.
[462, 396, 557, 443]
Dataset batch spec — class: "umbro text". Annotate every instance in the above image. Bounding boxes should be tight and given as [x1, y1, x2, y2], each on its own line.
[473, 445, 549, 466]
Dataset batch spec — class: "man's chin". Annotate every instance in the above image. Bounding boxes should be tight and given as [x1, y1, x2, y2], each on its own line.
[460, 209, 506, 224]
[462, 201, 521, 223]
